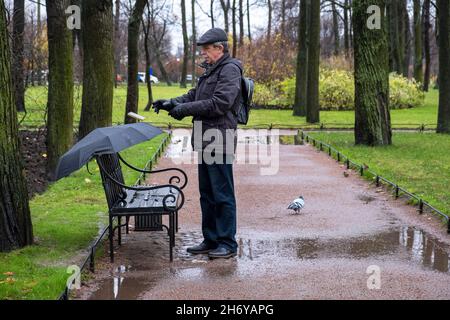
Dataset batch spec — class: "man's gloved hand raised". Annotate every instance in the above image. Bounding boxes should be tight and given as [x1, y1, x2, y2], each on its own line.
[152, 99, 177, 114]
[168, 104, 189, 121]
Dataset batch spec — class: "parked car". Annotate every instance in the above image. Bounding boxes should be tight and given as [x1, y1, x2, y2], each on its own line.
[137, 72, 159, 84]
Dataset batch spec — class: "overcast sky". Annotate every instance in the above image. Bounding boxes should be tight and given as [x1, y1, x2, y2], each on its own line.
[14, 0, 269, 55]
[170, 0, 269, 54]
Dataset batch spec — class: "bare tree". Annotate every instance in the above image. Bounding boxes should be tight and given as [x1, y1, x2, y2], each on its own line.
[46, 0, 74, 175]
[79, 0, 114, 138]
[232, 0, 237, 57]
[437, 0, 450, 133]
[125, 0, 148, 124]
[239, 0, 244, 46]
[0, 0, 33, 252]
[423, 0, 431, 91]
[191, 0, 196, 86]
[12, 0, 26, 112]
[220, 0, 230, 34]
[114, 0, 121, 87]
[180, 0, 188, 88]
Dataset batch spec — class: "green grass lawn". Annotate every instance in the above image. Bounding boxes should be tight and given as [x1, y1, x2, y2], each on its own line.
[0, 133, 167, 300]
[20, 85, 439, 130]
[307, 131, 450, 219]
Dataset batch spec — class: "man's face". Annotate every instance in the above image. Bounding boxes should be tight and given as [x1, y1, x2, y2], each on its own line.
[200, 44, 224, 64]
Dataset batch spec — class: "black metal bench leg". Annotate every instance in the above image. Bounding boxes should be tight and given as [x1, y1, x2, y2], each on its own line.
[118, 216, 122, 246]
[125, 216, 130, 234]
[109, 215, 114, 263]
[169, 213, 175, 262]
[176, 210, 179, 233]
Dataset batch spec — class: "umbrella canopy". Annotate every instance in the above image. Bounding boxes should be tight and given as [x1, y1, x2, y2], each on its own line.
[55, 123, 164, 180]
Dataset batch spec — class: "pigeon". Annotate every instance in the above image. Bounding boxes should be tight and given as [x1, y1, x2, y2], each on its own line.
[287, 196, 305, 214]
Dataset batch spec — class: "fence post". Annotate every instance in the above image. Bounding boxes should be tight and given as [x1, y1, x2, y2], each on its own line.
[346, 159, 350, 169]
[337, 152, 340, 162]
[395, 185, 399, 199]
[419, 199, 424, 214]
[376, 176, 380, 187]
[360, 166, 364, 176]
[90, 247, 95, 273]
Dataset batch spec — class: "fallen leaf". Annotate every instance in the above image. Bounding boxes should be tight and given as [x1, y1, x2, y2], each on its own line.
[3, 272, 14, 276]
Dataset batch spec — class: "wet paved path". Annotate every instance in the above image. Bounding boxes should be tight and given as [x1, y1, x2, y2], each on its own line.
[77, 130, 450, 300]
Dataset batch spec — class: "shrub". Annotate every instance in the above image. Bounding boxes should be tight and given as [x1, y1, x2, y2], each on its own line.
[389, 73, 425, 109]
[252, 70, 425, 110]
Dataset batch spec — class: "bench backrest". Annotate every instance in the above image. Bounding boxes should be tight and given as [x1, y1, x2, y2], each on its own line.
[96, 153, 126, 210]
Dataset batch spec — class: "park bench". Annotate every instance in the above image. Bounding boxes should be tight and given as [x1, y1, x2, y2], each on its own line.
[95, 152, 188, 262]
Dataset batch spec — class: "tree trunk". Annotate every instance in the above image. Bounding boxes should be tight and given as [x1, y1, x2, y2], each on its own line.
[247, 0, 251, 42]
[267, 0, 272, 42]
[46, 0, 74, 176]
[306, 0, 320, 124]
[353, 0, 392, 146]
[239, 0, 244, 46]
[413, 0, 423, 85]
[423, 0, 431, 91]
[114, 0, 121, 88]
[232, 0, 237, 57]
[403, 0, 412, 78]
[332, 1, 340, 56]
[344, 0, 350, 57]
[143, 8, 153, 111]
[220, 0, 230, 34]
[400, 0, 410, 77]
[180, 0, 189, 88]
[125, 0, 147, 124]
[79, 0, 114, 138]
[437, 0, 450, 133]
[155, 49, 172, 86]
[12, 0, 26, 112]
[37, 0, 43, 85]
[281, 0, 286, 36]
[293, 0, 308, 117]
[211, 0, 215, 28]
[388, 1, 403, 75]
[191, 0, 197, 86]
[0, 1, 33, 252]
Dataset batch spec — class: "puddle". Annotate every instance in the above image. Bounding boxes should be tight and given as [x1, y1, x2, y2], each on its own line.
[88, 226, 449, 299]
[89, 265, 152, 300]
[245, 226, 450, 273]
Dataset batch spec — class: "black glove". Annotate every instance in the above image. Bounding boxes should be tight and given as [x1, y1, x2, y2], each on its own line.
[168, 104, 188, 121]
[153, 99, 179, 114]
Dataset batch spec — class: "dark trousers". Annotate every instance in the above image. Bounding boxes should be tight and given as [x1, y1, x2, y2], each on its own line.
[198, 152, 238, 251]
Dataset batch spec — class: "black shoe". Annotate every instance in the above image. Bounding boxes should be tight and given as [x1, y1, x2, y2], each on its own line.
[186, 242, 216, 255]
[208, 247, 237, 259]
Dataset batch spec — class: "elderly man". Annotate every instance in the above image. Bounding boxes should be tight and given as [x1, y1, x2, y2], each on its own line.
[153, 28, 242, 259]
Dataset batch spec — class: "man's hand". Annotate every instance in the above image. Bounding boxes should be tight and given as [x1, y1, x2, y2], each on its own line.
[168, 104, 188, 121]
[152, 99, 176, 114]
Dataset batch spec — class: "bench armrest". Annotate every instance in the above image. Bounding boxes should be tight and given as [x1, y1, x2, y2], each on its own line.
[97, 159, 185, 212]
[118, 153, 188, 189]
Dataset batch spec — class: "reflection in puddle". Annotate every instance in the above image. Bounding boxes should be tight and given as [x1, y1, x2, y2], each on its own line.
[90, 265, 151, 300]
[243, 226, 449, 273]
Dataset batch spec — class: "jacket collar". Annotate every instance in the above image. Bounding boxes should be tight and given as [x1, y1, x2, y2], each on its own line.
[203, 53, 231, 77]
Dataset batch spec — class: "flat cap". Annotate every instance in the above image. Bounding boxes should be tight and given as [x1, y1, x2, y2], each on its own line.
[197, 28, 228, 46]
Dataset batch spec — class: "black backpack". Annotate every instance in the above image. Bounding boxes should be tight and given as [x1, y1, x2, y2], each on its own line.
[228, 61, 254, 125]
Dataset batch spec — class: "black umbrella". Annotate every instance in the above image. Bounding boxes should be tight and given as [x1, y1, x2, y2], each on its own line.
[55, 123, 164, 180]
